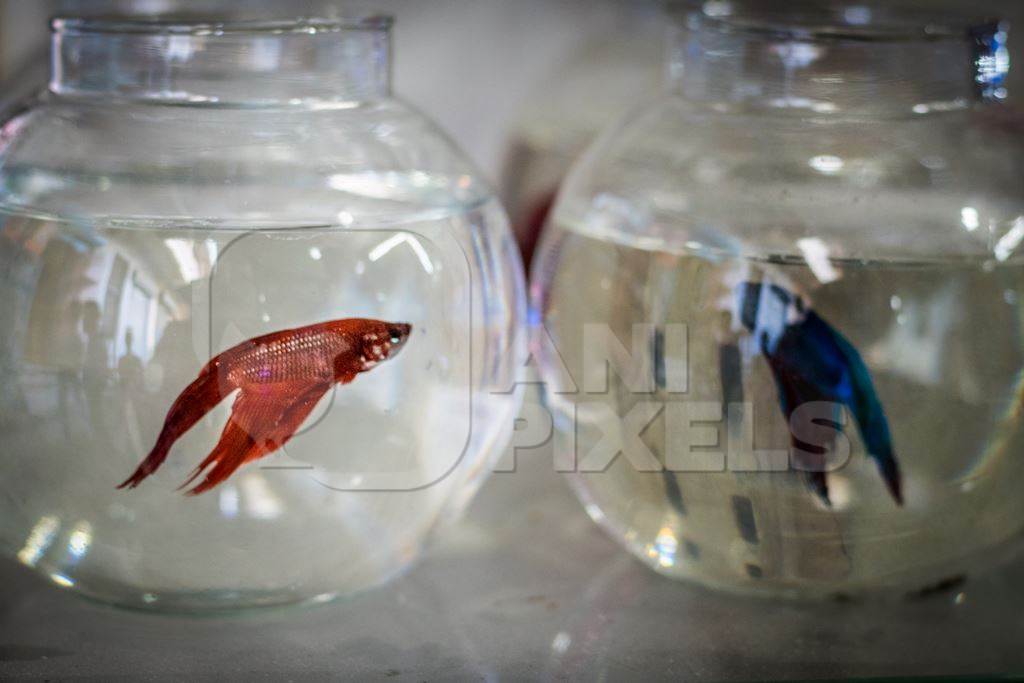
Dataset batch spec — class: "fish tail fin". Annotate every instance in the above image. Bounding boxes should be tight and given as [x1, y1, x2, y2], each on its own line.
[183, 381, 331, 495]
[823, 322, 903, 506]
[875, 449, 903, 506]
[183, 419, 256, 495]
[117, 365, 229, 490]
[806, 469, 831, 507]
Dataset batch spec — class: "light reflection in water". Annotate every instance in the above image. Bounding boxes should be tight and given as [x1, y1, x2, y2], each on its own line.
[16, 515, 60, 567]
[49, 572, 74, 588]
[218, 486, 240, 519]
[164, 238, 203, 282]
[240, 477, 284, 521]
[67, 520, 93, 561]
[994, 217, 1024, 262]
[654, 526, 678, 568]
[961, 207, 980, 232]
[368, 234, 436, 274]
[551, 631, 572, 654]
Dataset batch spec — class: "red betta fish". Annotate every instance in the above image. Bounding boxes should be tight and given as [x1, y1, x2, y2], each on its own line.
[118, 318, 412, 495]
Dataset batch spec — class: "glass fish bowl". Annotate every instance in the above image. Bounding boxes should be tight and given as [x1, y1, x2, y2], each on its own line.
[532, 0, 1024, 599]
[0, 14, 525, 610]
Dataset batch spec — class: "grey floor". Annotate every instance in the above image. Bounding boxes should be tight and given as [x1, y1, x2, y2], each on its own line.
[1, 441, 1022, 681]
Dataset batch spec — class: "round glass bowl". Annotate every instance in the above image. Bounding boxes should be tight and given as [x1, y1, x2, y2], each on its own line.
[532, 1, 1024, 598]
[0, 15, 525, 610]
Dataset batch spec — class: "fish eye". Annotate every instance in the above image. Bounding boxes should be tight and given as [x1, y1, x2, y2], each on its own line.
[390, 334, 402, 344]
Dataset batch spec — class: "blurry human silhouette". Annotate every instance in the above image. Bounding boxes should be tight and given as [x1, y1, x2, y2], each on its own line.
[81, 301, 110, 433]
[117, 328, 144, 393]
[118, 328, 146, 452]
[56, 299, 85, 436]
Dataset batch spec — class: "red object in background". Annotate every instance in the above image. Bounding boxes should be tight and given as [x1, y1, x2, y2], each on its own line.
[519, 188, 558, 271]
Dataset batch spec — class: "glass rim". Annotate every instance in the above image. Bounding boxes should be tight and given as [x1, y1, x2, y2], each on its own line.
[50, 14, 394, 37]
[680, 1, 1001, 44]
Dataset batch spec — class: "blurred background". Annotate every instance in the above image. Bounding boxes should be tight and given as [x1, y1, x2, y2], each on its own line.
[2, 0, 1024, 258]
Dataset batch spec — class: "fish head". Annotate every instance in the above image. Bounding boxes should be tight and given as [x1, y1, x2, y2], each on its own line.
[384, 322, 412, 355]
[359, 321, 412, 364]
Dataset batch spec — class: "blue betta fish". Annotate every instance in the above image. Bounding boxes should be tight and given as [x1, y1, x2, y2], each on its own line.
[737, 281, 902, 505]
